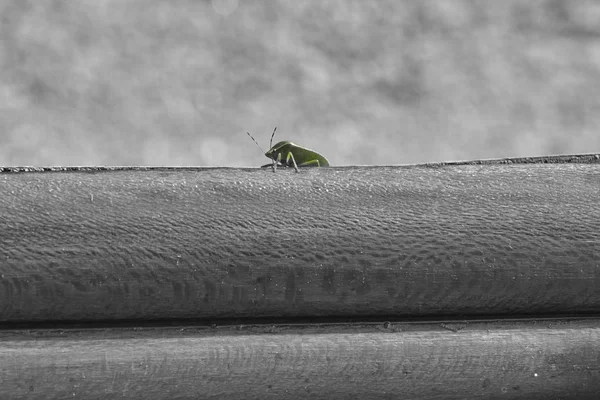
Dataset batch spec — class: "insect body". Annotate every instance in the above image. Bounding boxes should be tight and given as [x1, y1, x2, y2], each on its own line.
[246, 127, 330, 172]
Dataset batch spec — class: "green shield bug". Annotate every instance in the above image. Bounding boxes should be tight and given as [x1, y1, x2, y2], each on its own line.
[246, 127, 330, 172]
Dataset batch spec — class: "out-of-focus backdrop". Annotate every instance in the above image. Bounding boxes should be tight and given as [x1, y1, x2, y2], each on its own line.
[1, 0, 599, 167]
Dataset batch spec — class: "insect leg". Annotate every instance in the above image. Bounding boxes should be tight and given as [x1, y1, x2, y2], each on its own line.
[272, 152, 282, 173]
[286, 152, 299, 173]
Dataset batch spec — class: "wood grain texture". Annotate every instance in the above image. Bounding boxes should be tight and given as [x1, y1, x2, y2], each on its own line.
[1, 162, 599, 322]
[1, 319, 599, 399]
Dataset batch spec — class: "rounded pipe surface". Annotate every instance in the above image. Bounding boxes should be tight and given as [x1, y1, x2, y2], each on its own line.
[1, 159, 599, 323]
[1, 319, 599, 399]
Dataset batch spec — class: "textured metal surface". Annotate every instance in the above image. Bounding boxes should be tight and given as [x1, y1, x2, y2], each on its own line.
[1, 319, 599, 399]
[1, 163, 599, 322]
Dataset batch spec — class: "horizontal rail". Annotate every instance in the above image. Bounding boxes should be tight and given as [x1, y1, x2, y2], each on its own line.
[1, 319, 599, 399]
[2, 155, 599, 398]
[1, 158, 600, 323]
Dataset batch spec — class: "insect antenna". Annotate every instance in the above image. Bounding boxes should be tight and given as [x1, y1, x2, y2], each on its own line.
[247, 127, 278, 171]
[246, 131, 265, 153]
[269, 126, 277, 149]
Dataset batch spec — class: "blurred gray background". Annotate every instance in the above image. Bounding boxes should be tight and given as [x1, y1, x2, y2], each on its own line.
[1, 0, 599, 167]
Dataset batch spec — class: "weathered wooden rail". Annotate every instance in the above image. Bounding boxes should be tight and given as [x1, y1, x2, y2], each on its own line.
[1, 154, 599, 398]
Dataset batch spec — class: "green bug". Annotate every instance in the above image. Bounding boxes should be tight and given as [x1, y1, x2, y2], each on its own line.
[246, 127, 330, 172]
